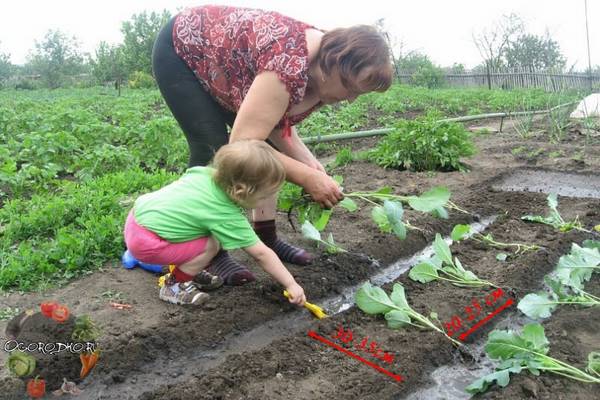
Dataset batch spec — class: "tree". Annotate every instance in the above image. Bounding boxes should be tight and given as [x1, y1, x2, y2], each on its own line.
[0, 42, 12, 86]
[503, 33, 566, 71]
[27, 30, 86, 88]
[472, 13, 524, 71]
[374, 18, 400, 80]
[90, 41, 127, 90]
[121, 10, 171, 76]
[396, 52, 445, 88]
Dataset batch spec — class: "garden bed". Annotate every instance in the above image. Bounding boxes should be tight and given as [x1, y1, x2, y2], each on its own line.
[1, 115, 599, 399]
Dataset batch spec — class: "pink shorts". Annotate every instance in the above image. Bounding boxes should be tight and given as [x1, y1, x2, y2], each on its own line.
[123, 210, 209, 266]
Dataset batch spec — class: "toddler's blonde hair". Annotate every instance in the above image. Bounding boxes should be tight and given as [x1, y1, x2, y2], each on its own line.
[212, 140, 285, 205]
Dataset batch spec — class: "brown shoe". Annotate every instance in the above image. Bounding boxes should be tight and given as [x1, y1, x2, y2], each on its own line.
[193, 270, 224, 291]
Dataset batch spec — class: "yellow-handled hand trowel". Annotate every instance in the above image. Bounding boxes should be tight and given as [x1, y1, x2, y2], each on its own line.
[283, 290, 328, 319]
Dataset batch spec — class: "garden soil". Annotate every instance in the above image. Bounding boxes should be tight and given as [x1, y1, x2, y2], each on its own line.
[1, 118, 599, 400]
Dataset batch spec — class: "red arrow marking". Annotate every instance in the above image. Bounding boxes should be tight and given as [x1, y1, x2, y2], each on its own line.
[307, 330, 403, 382]
[459, 298, 514, 341]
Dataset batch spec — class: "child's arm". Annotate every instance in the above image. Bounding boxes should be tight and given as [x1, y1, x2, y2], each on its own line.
[243, 241, 306, 306]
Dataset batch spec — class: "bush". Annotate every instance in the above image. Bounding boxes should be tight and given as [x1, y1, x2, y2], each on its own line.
[411, 65, 445, 89]
[128, 71, 155, 89]
[367, 113, 476, 171]
[14, 79, 41, 90]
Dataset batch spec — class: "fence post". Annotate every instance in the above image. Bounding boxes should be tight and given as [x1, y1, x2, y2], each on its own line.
[486, 62, 491, 90]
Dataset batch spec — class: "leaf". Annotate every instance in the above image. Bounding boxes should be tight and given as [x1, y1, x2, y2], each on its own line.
[313, 209, 332, 231]
[390, 220, 407, 240]
[496, 253, 508, 261]
[465, 366, 522, 394]
[390, 283, 410, 308]
[375, 186, 393, 195]
[332, 175, 344, 185]
[485, 328, 534, 360]
[587, 352, 600, 376]
[409, 262, 439, 283]
[384, 310, 411, 329]
[521, 323, 550, 352]
[517, 293, 556, 319]
[338, 198, 358, 212]
[407, 186, 450, 212]
[383, 200, 404, 224]
[371, 206, 391, 233]
[355, 282, 395, 315]
[556, 244, 600, 288]
[451, 224, 471, 241]
[301, 221, 321, 242]
[522, 215, 553, 224]
[433, 233, 453, 266]
[583, 240, 600, 251]
[430, 206, 449, 219]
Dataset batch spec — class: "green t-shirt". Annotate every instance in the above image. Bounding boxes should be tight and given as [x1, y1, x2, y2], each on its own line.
[134, 166, 259, 250]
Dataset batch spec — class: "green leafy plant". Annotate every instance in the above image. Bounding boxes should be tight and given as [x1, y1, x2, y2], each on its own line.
[329, 146, 354, 168]
[451, 224, 540, 254]
[518, 241, 600, 319]
[367, 113, 475, 172]
[0, 306, 21, 321]
[518, 277, 600, 319]
[355, 282, 461, 346]
[301, 221, 347, 254]
[554, 242, 600, 290]
[409, 233, 496, 287]
[522, 193, 591, 233]
[512, 113, 536, 138]
[546, 102, 572, 143]
[281, 179, 464, 244]
[466, 323, 600, 394]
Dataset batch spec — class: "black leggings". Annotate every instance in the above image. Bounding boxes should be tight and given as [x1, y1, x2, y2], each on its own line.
[152, 17, 236, 167]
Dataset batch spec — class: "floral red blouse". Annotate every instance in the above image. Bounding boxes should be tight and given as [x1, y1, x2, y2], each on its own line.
[172, 5, 322, 131]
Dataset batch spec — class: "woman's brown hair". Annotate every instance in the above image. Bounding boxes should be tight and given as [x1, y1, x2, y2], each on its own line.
[212, 140, 285, 206]
[318, 25, 393, 92]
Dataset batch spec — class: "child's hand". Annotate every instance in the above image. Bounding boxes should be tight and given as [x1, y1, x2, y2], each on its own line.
[285, 283, 306, 306]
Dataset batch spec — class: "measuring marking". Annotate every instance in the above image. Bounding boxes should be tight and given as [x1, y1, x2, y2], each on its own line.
[307, 330, 403, 382]
[458, 298, 514, 341]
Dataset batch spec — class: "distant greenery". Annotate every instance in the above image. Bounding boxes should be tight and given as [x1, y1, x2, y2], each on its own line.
[299, 85, 582, 137]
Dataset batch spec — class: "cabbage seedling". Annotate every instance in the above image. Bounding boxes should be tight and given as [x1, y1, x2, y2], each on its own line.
[518, 242, 600, 319]
[409, 233, 497, 288]
[522, 193, 592, 233]
[466, 323, 600, 394]
[451, 224, 540, 254]
[301, 221, 347, 254]
[355, 282, 461, 346]
[518, 277, 600, 319]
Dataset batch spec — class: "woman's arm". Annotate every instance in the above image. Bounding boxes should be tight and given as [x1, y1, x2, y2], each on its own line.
[268, 126, 326, 173]
[230, 71, 342, 208]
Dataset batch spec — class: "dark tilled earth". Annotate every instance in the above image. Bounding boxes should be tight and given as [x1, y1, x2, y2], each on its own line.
[1, 117, 599, 400]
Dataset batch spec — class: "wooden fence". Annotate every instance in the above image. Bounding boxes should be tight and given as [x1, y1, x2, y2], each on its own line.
[397, 68, 600, 92]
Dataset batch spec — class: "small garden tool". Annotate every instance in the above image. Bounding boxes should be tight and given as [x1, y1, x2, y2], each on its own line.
[283, 290, 328, 319]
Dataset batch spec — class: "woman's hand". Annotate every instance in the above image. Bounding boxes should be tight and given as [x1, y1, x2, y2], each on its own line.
[303, 169, 344, 209]
[285, 282, 306, 306]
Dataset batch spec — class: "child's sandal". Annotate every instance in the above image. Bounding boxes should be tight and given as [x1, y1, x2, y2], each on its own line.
[193, 270, 224, 291]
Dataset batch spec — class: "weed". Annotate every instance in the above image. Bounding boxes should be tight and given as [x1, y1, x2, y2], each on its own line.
[0, 306, 21, 321]
[511, 146, 526, 156]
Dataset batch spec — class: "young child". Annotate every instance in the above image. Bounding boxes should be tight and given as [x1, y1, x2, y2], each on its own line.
[123, 140, 306, 306]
